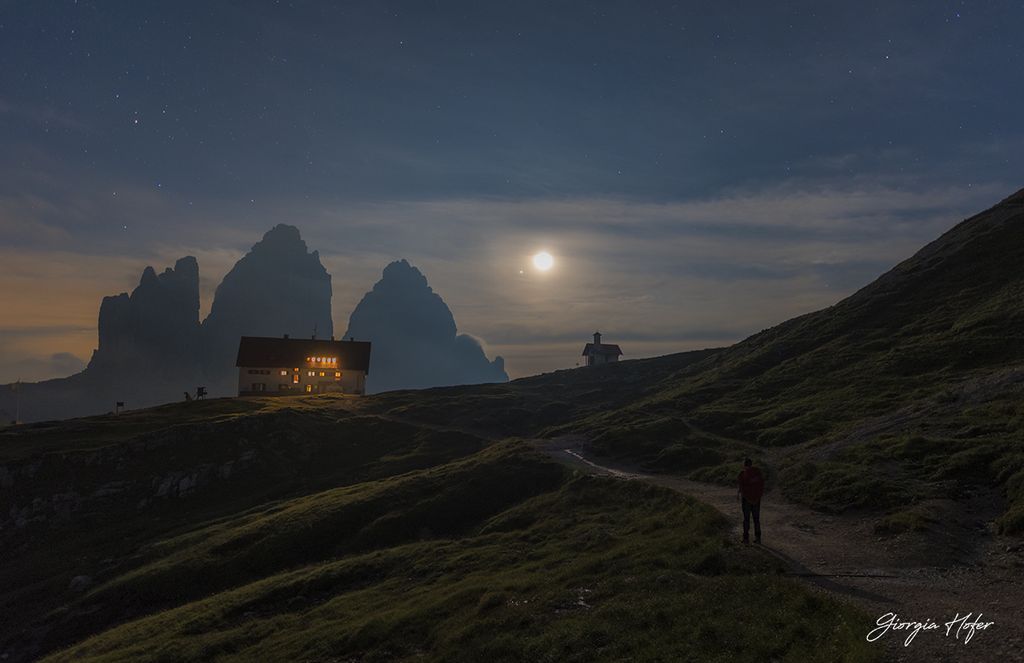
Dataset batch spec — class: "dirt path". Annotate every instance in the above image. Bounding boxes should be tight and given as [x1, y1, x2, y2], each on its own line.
[536, 440, 1024, 663]
[357, 409, 1023, 661]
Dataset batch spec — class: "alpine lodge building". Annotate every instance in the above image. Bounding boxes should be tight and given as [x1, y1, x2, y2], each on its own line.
[236, 335, 372, 396]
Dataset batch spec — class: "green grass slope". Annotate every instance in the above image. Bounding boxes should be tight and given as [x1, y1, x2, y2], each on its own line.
[2, 406, 876, 662]
[41, 444, 873, 663]
[555, 187, 1024, 532]
[0, 401, 485, 660]
[7, 187, 1024, 660]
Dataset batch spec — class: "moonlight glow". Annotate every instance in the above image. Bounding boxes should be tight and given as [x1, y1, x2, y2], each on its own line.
[532, 252, 554, 271]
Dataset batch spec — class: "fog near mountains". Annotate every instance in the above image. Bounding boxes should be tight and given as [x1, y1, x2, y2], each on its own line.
[0, 226, 506, 423]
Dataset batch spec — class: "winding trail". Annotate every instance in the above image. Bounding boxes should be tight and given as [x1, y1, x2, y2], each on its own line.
[356, 406, 1022, 661]
[535, 438, 1024, 663]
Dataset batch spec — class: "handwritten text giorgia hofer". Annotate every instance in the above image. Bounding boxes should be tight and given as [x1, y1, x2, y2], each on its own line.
[867, 612, 994, 646]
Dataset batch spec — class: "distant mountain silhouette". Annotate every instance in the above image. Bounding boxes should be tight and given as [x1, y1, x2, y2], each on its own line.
[9, 189, 1024, 662]
[0, 225, 333, 422]
[344, 259, 508, 392]
[201, 224, 333, 393]
[92, 256, 202, 375]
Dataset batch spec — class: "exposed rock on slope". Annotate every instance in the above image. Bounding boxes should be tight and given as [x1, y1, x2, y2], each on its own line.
[344, 259, 507, 392]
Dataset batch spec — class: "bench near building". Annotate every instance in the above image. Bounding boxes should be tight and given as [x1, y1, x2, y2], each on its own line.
[236, 335, 371, 396]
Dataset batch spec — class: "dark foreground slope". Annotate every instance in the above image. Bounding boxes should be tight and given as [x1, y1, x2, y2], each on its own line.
[0, 398, 871, 663]
[5, 187, 1024, 660]
[549, 187, 1024, 533]
[353, 187, 1024, 534]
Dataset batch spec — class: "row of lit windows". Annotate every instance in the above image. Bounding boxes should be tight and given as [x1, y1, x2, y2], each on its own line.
[248, 368, 343, 382]
[306, 356, 338, 364]
[274, 369, 338, 376]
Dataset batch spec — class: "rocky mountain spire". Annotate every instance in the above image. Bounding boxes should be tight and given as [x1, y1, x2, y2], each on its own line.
[344, 259, 507, 392]
[201, 224, 333, 391]
[91, 256, 201, 371]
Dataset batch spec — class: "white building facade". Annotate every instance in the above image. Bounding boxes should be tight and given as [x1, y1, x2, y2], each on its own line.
[581, 331, 622, 366]
[236, 335, 371, 396]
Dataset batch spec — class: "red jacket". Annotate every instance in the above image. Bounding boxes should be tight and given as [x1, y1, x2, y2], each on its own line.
[738, 467, 764, 504]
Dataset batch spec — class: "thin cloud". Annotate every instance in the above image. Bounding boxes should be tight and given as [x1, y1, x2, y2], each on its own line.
[0, 175, 1012, 381]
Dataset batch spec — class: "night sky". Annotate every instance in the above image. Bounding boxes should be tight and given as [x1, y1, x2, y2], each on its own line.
[2, 1, 1023, 383]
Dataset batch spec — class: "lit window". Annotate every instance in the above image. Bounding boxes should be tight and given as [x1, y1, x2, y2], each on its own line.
[293, 367, 299, 372]
[305, 384, 313, 393]
[308, 370, 315, 377]
[319, 371, 325, 377]
[335, 372, 341, 378]
[292, 374, 299, 384]
[280, 370, 287, 376]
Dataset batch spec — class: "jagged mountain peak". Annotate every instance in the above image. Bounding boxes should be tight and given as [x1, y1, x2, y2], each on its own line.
[200, 225, 334, 390]
[249, 224, 311, 257]
[378, 258, 431, 291]
[344, 258, 507, 392]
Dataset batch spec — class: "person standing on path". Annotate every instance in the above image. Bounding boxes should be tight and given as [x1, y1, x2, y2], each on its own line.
[737, 457, 764, 544]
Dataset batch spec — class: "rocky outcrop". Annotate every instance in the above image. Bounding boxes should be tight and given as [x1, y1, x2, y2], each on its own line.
[201, 224, 333, 393]
[0, 258, 207, 422]
[0, 228, 507, 419]
[344, 259, 507, 392]
[90, 256, 201, 372]
[0, 226, 337, 420]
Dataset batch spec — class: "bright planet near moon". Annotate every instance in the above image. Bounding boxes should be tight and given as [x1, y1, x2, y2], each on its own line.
[533, 251, 554, 271]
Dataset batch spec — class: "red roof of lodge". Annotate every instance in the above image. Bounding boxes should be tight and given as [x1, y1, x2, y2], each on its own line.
[236, 336, 371, 373]
[581, 342, 622, 357]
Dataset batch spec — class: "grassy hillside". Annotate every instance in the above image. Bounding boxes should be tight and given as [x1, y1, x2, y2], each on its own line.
[39, 444, 871, 663]
[5, 187, 1024, 660]
[0, 398, 487, 660]
[550, 187, 1024, 533]
[1, 414, 874, 662]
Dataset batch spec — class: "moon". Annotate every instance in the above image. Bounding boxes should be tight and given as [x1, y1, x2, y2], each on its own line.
[532, 251, 554, 271]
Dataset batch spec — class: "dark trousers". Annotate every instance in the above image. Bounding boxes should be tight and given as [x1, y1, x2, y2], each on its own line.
[742, 498, 761, 541]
